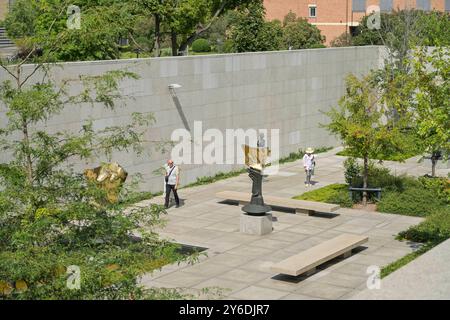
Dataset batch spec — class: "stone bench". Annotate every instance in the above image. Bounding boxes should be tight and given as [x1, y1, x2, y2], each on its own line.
[271, 234, 369, 277]
[216, 191, 340, 215]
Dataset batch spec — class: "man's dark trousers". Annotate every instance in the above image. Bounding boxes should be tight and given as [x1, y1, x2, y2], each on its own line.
[165, 184, 180, 208]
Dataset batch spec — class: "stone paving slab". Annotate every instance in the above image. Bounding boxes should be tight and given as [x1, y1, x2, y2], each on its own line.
[351, 238, 450, 300]
[294, 282, 352, 299]
[230, 286, 290, 300]
[137, 148, 448, 300]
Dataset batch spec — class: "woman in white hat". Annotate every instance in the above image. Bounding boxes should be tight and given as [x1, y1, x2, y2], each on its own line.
[303, 147, 315, 187]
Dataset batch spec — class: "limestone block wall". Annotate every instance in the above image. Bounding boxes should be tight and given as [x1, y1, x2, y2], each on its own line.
[0, 46, 382, 192]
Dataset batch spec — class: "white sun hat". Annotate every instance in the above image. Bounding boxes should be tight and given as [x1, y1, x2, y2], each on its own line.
[305, 147, 315, 154]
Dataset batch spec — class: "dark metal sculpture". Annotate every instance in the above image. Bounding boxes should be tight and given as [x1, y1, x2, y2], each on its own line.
[242, 145, 271, 216]
[242, 167, 271, 216]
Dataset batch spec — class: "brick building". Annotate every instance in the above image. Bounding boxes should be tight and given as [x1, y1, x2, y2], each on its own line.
[0, 0, 10, 21]
[264, 0, 450, 45]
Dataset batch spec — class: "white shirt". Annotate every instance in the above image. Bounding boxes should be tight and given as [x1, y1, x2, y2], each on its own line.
[166, 165, 179, 185]
[303, 154, 315, 170]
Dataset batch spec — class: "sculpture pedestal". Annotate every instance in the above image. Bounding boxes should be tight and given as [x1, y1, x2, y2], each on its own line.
[240, 213, 273, 236]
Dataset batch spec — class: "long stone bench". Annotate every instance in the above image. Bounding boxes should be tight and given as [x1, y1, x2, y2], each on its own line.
[216, 191, 340, 215]
[271, 234, 369, 277]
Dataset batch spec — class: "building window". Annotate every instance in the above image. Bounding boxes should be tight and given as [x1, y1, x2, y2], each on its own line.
[380, 0, 393, 12]
[309, 5, 317, 18]
[349, 26, 359, 37]
[352, 0, 366, 12]
[416, 0, 431, 11]
[446, 0, 450, 11]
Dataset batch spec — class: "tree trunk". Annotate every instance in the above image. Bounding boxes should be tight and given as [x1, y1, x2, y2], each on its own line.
[154, 14, 161, 57]
[171, 30, 178, 56]
[363, 155, 369, 206]
[431, 159, 437, 177]
[177, 1, 227, 54]
[431, 151, 441, 177]
[16, 70, 33, 185]
[22, 120, 33, 184]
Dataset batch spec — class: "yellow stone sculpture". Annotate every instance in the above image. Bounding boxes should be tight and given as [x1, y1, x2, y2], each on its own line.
[243, 144, 271, 171]
[84, 162, 128, 204]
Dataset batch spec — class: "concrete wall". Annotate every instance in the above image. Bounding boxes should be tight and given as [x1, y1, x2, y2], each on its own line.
[0, 46, 382, 192]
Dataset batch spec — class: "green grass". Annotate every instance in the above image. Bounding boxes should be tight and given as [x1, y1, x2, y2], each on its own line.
[294, 183, 353, 208]
[380, 243, 432, 278]
[379, 211, 450, 277]
[120, 51, 153, 59]
[183, 169, 246, 188]
[189, 51, 220, 56]
[118, 191, 162, 207]
[398, 211, 450, 244]
[377, 188, 448, 217]
[182, 146, 334, 188]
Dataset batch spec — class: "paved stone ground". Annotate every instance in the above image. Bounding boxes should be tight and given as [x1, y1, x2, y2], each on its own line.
[352, 238, 450, 300]
[0, 46, 17, 60]
[136, 148, 448, 300]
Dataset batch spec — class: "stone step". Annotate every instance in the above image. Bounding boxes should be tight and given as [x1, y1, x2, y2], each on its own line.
[0, 28, 14, 46]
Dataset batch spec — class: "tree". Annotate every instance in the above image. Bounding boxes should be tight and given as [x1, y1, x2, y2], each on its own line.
[281, 12, 325, 49]
[202, 11, 234, 49]
[0, 5, 196, 299]
[229, 0, 283, 53]
[352, 10, 449, 71]
[330, 32, 353, 47]
[3, 0, 39, 39]
[323, 73, 407, 205]
[409, 47, 450, 177]
[5, 0, 134, 62]
[133, 0, 254, 56]
[419, 11, 450, 47]
[176, 0, 255, 54]
[353, 10, 432, 127]
[133, 0, 166, 57]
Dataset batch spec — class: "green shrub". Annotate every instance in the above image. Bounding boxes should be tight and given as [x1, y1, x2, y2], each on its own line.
[381, 244, 432, 278]
[336, 145, 419, 161]
[222, 40, 235, 53]
[418, 176, 450, 202]
[343, 157, 360, 185]
[279, 147, 333, 165]
[294, 184, 353, 208]
[377, 187, 447, 217]
[191, 39, 211, 53]
[347, 160, 420, 192]
[399, 211, 450, 244]
[309, 43, 327, 49]
[183, 169, 246, 188]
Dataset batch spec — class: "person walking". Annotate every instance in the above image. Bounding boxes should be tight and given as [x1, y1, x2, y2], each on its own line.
[303, 147, 315, 187]
[164, 159, 180, 208]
